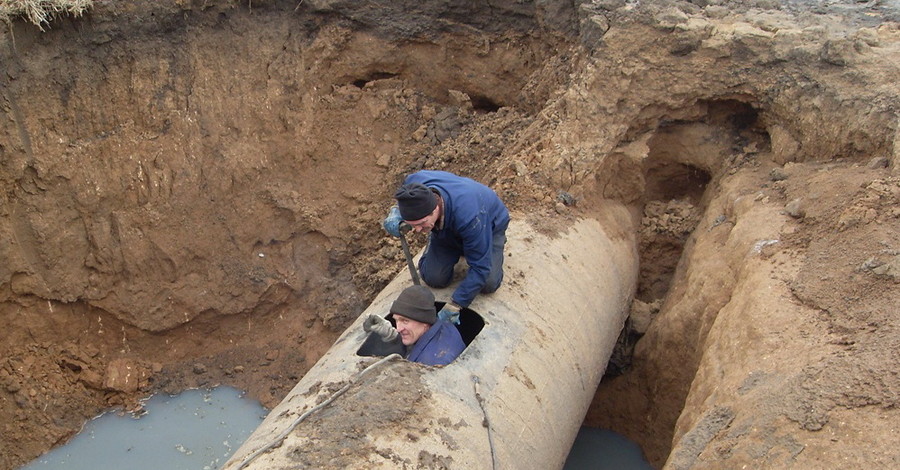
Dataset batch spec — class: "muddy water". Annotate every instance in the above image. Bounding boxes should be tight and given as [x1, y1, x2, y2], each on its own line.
[20, 387, 266, 470]
[20, 386, 648, 469]
[564, 427, 655, 470]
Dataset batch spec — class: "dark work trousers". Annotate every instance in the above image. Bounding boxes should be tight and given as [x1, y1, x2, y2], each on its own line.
[418, 226, 507, 297]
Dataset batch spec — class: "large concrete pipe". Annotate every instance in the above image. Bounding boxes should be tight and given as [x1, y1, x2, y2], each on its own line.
[224, 208, 639, 470]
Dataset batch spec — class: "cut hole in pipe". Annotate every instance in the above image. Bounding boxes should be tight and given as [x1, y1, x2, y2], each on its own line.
[356, 302, 485, 360]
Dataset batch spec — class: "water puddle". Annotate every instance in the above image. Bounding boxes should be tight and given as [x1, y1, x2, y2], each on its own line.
[564, 427, 655, 470]
[21, 388, 649, 469]
[20, 386, 267, 470]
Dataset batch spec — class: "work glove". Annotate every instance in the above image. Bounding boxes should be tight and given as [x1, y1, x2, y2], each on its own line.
[382, 206, 403, 238]
[437, 302, 462, 325]
[363, 314, 398, 342]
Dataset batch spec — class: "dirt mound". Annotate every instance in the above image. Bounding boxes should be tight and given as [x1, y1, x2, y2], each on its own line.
[1, 1, 898, 469]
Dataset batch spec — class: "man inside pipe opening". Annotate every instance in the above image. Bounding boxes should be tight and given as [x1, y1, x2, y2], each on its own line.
[382, 170, 510, 325]
[364, 285, 465, 366]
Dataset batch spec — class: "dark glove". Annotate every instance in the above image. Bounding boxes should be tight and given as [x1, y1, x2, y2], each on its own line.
[382, 206, 403, 238]
[363, 314, 398, 341]
[437, 302, 461, 325]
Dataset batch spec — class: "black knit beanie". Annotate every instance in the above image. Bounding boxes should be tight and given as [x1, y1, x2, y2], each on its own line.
[394, 183, 437, 221]
[390, 285, 436, 325]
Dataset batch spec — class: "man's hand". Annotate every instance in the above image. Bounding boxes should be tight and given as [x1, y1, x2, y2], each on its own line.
[382, 206, 403, 237]
[438, 302, 461, 325]
[364, 314, 398, 341]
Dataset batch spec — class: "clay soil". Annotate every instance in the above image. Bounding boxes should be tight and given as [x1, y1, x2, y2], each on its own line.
[1, 1, 898, 469]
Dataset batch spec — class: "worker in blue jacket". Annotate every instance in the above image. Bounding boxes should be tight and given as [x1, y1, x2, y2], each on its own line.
[364, 285, 465, 366]
[382, 170, 510, 323]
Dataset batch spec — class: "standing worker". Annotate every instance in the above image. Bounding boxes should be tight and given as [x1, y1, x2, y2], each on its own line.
[382, 170, 510, 323]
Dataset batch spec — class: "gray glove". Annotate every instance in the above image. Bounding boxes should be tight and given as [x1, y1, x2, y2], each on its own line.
[382, 206, 403, 237]
[363, 314, 398, 342]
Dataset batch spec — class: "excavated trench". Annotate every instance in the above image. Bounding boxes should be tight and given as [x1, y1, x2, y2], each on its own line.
[3, 2, 899, 470]
[590, 98, 772, 465]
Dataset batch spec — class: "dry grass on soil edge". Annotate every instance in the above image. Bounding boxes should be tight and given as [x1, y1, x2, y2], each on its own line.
[0, 0, 92, 29]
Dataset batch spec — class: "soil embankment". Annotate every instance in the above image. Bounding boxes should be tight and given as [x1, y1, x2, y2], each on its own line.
[1, 1, 898, 469]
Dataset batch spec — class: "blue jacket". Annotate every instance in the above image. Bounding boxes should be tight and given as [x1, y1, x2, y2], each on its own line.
[404, 170, 510, 307]
[406, 320, 466, 366]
